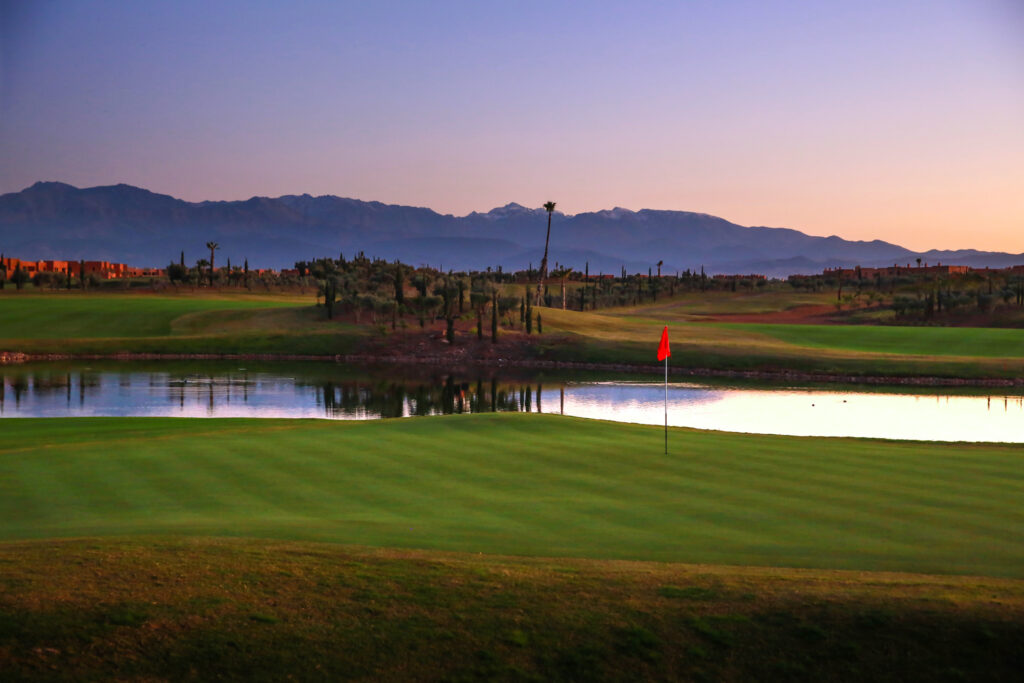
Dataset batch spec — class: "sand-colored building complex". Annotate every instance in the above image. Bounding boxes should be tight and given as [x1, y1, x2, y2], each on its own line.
[0, 257, 164, 279]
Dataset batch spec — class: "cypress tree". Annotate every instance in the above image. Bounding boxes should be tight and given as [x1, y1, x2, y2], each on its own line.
[585, 261, 590, 310]
[537, 313, 542, 334]
[394, 264, 405, 305]
[491, 291, 498, 343]
[526, 296, 533, 334]
[324, 279, 335, 319]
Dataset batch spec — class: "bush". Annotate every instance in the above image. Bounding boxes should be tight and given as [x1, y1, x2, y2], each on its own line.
[31, 272, 64, 289]
[977, 292, 995, 312]
[892, 295, 923, 317]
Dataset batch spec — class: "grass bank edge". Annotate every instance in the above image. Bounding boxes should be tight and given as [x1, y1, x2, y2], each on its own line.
[5, 330, 1024, 381]
[1, 537, 1022, 682]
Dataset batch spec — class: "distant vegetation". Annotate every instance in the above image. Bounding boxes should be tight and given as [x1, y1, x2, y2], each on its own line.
[7, 249, 1024, 378]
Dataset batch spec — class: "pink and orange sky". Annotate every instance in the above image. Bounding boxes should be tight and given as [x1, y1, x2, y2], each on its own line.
[1, 0, 1021, 252]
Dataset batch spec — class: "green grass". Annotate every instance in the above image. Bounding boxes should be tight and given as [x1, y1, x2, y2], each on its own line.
[2, 413, 1023, 578]
[0, 290, 369, 355]
[538, 306, 1024, 378]
[2, 538, 1023, 681]
[722, 322, 1024, 357]
[0, 292, 304, 338]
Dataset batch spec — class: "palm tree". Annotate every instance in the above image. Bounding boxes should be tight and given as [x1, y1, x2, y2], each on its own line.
[535, 201, 556, 305]
[551, 266, 573, 310]
[206, 241, 219, 286]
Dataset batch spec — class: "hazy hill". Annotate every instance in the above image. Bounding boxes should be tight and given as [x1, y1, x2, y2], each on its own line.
[1, 181, 1020, 276]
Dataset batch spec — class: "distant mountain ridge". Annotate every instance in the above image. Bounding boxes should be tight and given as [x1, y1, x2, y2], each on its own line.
[1, 181, 1020, 277]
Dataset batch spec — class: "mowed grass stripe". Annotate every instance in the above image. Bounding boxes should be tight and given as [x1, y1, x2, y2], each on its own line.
[655, 436, 1024, 549]
[696, 444, 1021, 532]
[0, 294, 304, 339]
[2, 414, 1024, 577]
[34, 417, 1024, 561]
[364, 424, 605, 543]
[714, 322, 1024, 357]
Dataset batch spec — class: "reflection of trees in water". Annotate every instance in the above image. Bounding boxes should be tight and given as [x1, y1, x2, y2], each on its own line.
[0, 367, 570, 419]
[309, 375, 563, 418]
[0, 370, 102, 410]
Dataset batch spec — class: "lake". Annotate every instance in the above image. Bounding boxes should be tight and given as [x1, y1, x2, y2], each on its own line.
[1, 361, 1023, 442]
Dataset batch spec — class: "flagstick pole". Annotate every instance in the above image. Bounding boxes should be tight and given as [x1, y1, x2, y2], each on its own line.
[664, 355, 668, 455]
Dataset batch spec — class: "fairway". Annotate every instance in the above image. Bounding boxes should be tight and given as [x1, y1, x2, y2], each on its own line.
[538, 304, 1024, 378]
[3, 414, 1023, 577]
[0, 292, 305, 338]
[720, 322, 1024, 358]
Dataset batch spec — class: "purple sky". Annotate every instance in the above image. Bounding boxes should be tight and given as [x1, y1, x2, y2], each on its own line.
[1, 0, 1021, 251]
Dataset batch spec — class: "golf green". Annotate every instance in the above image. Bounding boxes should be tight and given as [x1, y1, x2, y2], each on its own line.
[2, 413, 1022, 577]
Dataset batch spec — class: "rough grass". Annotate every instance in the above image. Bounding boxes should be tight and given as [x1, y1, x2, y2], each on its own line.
[2, 414, 1023, 578]
[1, 538, 1022, 681]
[615, 289, 834, 316]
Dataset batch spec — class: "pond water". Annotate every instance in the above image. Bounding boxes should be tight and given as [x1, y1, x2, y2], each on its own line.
[2, 362, 1023, 442]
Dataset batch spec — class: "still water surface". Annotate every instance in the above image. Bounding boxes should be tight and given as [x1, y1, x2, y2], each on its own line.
[2, 363, 1023, 442]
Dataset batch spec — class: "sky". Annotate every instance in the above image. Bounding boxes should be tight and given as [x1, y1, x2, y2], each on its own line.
[0, 0, 1021, 252]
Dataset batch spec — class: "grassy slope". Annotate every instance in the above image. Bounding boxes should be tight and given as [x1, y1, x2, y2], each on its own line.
[719, 322, 1024, 357]
[3, 414, 1023, 578]
[0, 292, 304, 338]
[619, 289, 834, 316]
[539, 305, 1024, 377]
[0, 291, 367, 355]
[2, 538, 1023, 681]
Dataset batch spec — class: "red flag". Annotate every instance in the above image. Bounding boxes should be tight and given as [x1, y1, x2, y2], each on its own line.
[657, 326, 670, 361]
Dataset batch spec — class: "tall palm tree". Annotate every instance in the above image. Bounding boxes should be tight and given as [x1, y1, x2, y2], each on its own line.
[206, 241, 219, 286]
[535, 201, 556, 305]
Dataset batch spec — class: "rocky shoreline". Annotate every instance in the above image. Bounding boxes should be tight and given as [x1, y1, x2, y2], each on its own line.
[2, 349, 1022, 387]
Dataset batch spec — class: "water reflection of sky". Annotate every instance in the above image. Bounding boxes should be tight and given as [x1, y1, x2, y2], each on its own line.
[3, 371, 1024, 442]
[547, 383, 1024, 442]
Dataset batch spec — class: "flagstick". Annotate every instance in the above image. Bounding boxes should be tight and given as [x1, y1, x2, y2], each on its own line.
[664, 355, 668, 455]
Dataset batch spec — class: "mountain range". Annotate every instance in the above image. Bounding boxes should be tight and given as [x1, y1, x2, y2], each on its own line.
[1, 181, 1020, 277]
